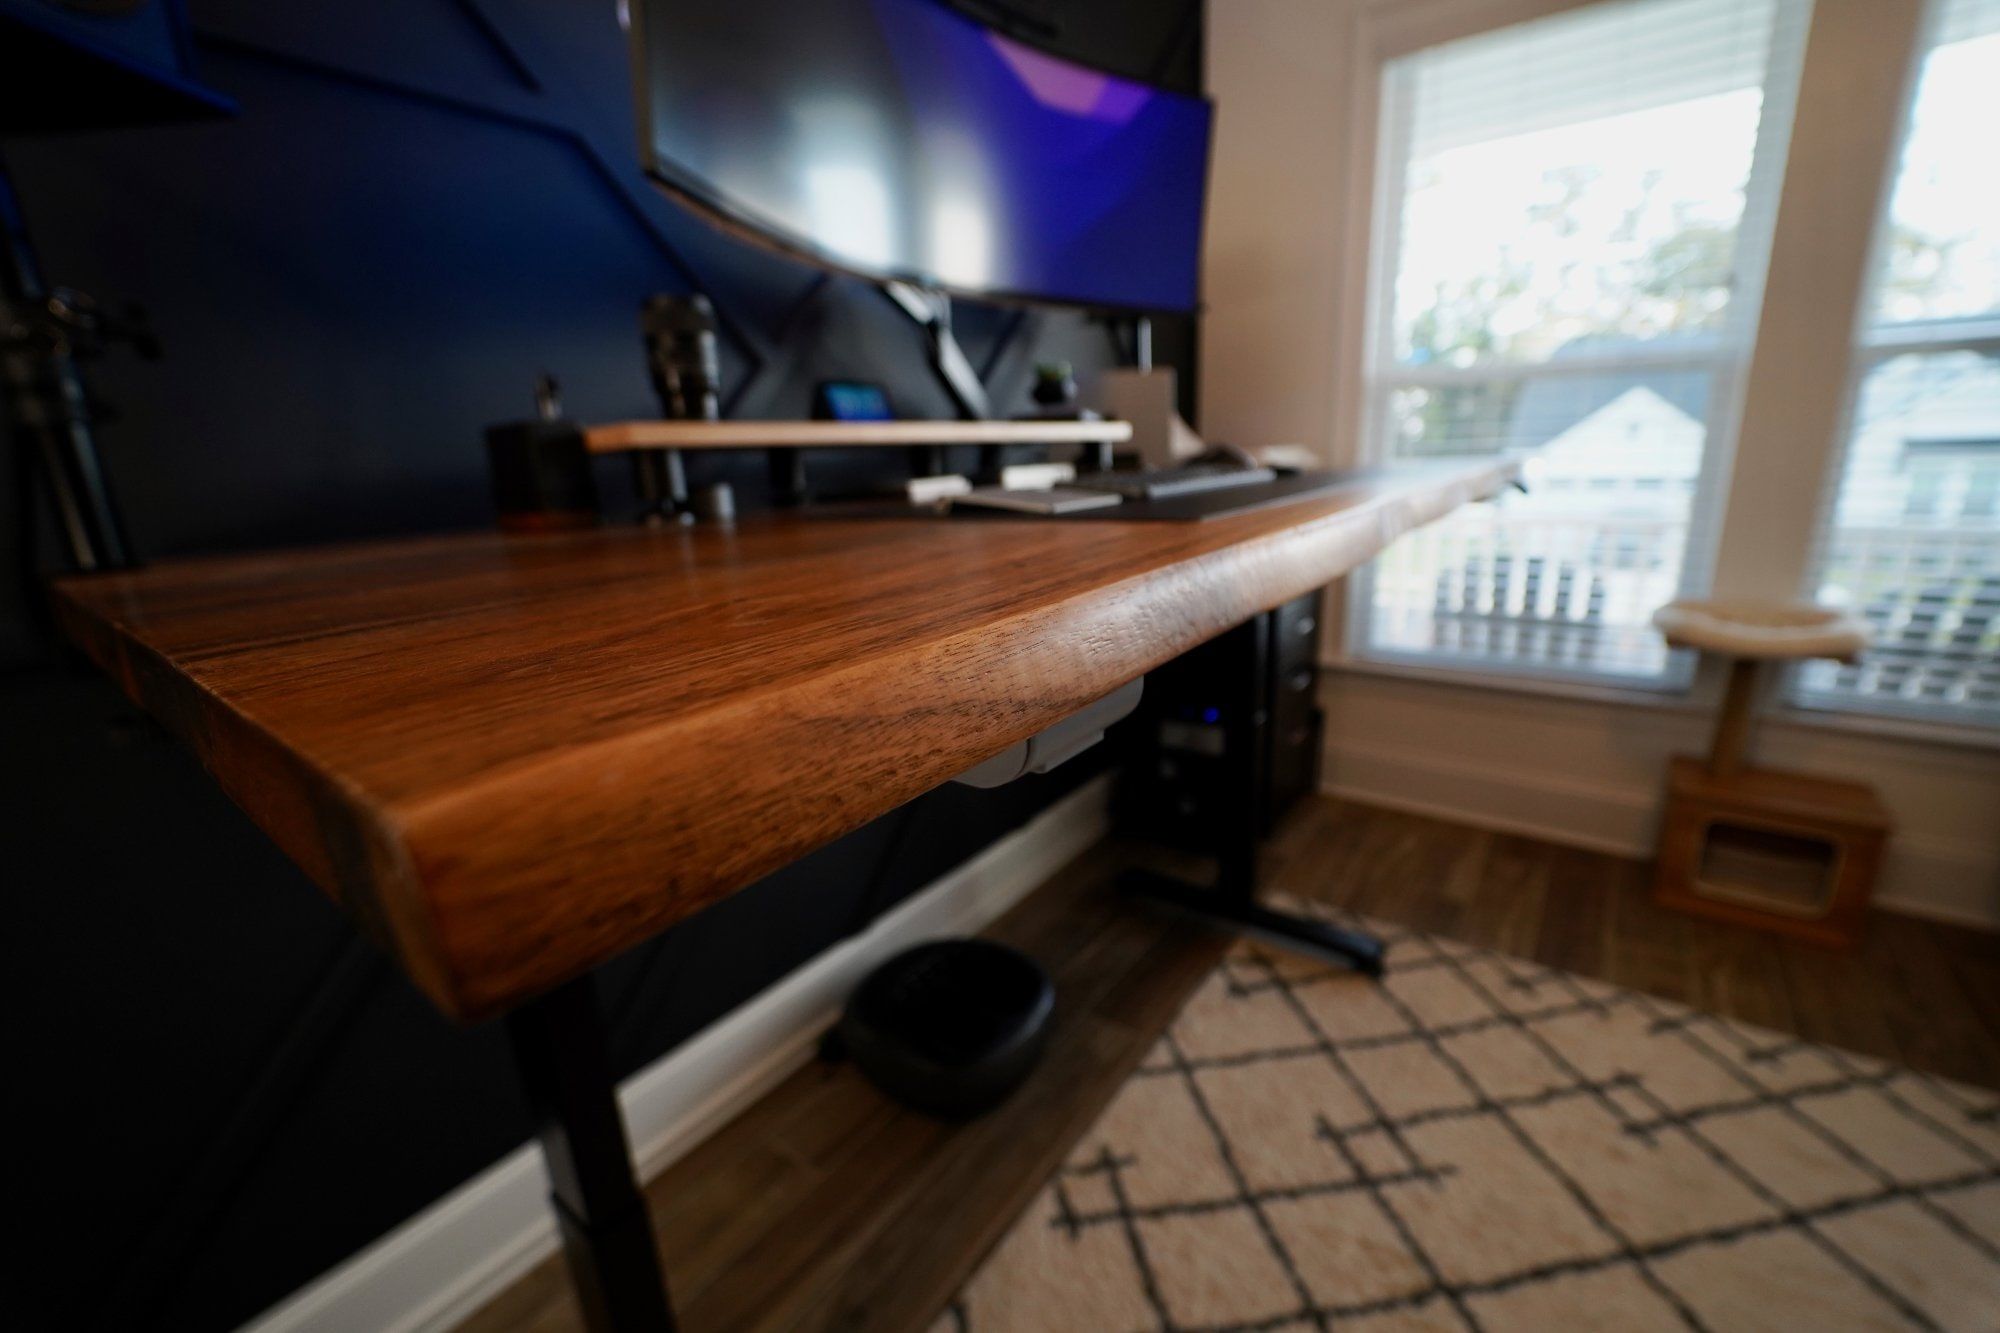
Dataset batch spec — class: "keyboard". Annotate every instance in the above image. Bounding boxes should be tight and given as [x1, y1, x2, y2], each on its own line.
[1071, 462, 1278, 501]
[953, 486, 1123, 515]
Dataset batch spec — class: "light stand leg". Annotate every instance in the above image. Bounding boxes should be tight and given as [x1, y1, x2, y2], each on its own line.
[506, 976, 676, 1332]
[0, 151, 132, 571]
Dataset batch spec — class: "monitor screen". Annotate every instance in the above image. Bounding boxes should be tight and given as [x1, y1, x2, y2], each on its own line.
[628, 0, 1212, 312]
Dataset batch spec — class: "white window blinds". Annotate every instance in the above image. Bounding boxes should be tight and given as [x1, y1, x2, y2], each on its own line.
[1353, 0, 1807, 685]
[1793, 0, 2000, 728]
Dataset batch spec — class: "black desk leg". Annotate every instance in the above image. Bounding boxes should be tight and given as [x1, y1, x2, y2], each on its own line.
[1125, 609, 1386, 978]
[1124, 869, 1387, 977]
[506, 976, 677, 1332]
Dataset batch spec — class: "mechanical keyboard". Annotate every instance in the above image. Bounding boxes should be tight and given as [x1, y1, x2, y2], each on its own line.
[1071, 462, 1278, 501]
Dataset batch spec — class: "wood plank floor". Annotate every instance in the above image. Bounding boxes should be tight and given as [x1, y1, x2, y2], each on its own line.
[459, 795, 2000, 1333]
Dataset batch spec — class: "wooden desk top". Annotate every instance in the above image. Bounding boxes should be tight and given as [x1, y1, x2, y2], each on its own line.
[54, 460, 1515, 1022]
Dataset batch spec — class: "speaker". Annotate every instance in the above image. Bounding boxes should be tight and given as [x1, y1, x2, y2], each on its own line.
[484, 419, 600, 534]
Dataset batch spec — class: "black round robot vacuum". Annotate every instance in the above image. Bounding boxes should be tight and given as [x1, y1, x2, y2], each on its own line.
[836, 938, 1055, 1119]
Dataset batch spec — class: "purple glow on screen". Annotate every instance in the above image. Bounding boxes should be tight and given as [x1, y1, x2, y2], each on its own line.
[987, 32, 1149, 124]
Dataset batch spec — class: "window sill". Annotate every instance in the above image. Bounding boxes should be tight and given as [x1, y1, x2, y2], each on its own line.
[1327, 653, 2000, 754]
[1328, 651, 1698, 712]
[1766, 702, 2000, 755]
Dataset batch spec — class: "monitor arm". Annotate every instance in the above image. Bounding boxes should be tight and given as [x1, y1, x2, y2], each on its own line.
[881, 281, 990, 422]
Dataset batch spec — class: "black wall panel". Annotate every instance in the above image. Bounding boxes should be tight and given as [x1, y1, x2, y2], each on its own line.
[3, 1, 1200, 1328]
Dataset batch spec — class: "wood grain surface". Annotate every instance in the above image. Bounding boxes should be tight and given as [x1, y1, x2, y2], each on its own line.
[52, 460, 1515, 1022]
[582, 418, 1132, 452]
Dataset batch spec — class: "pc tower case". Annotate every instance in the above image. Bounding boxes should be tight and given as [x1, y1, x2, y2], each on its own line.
[1115, 590, 1324, 852]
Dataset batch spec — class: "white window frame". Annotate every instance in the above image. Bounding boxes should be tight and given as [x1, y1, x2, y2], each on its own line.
[1342, 0, 1810, 697]
[1781, 321, 2000, 735]
[1779, 0, 2000, 733]
[1325, 0, 2000, 750]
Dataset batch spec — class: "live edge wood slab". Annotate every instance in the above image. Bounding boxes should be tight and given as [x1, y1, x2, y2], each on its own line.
[52, 460, 1515, 1023]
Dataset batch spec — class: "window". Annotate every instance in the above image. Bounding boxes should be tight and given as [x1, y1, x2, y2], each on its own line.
[1793, 0, 2000, 727]
[1352, 0, 1807, 684]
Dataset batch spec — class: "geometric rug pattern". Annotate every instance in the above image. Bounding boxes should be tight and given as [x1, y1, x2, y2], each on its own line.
[939, 905, 2000, 1332]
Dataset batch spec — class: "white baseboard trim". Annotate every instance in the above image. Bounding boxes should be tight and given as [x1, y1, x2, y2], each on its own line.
[1321, 778, 1645, 861]
[1323, 741, 1658, 859]
[242, 774, 1113, 1333]
[1870, 834, 2000, 931]
[1323, 744, 1999, 932]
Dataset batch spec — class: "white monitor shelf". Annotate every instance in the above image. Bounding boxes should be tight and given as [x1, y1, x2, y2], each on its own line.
[582, 418, 1131, 453]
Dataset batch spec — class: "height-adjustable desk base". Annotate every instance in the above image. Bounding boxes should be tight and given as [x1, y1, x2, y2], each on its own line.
[506, 978, 676, 1331]
[1122, 870, 1386, 976]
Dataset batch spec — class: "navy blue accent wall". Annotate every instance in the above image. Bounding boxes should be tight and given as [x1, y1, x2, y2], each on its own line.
[3, 1, 1200, 1327]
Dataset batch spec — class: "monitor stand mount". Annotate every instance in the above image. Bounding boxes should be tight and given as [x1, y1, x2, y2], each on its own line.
[881, 282, 1002, 479]
[882, 280, 991, 425]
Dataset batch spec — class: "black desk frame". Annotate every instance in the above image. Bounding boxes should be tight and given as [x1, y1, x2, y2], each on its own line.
[507, 978, 677, 1331]
[505, 605, 1382, 1333]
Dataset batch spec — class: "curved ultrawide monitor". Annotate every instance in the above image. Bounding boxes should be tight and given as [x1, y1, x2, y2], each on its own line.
[628, 0, 1212, 313]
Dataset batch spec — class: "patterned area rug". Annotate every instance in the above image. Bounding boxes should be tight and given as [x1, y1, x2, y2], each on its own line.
[939, 906, 2000, 1332]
